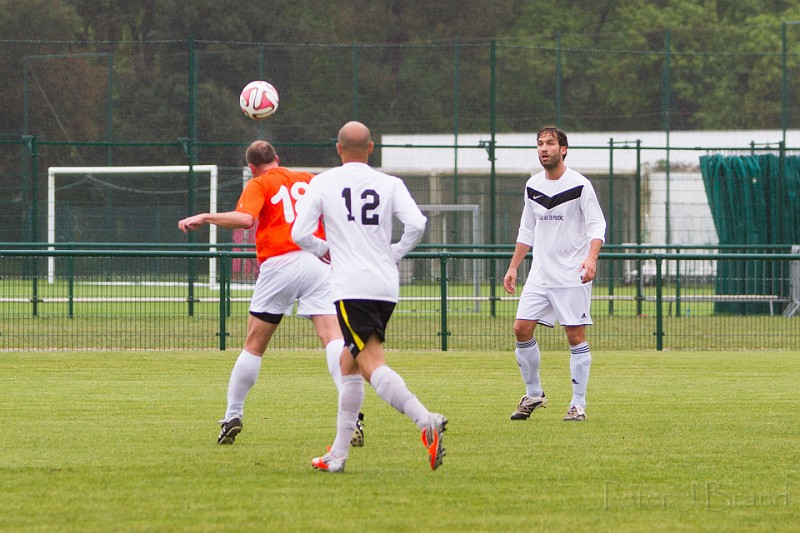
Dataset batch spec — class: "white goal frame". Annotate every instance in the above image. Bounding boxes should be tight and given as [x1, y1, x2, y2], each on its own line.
[785, 244, 800, 318]
[418, 204, 483, 312]
[47, 165, 219, 284]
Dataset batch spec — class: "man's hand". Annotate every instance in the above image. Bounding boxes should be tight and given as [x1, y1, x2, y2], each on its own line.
[504, 243, 531, 295]
[179, 211, 254, 234]
[178, 214, 206, 233]
[503, 268, 517, 295]
[580, 238, 603, 283]
[579, 257, 597, 284]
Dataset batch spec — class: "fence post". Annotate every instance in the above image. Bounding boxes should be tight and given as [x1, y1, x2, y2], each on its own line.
[22, 135, 40, 317]
[257, 45, 268, 140]
[555, 33, 562, 127]
[453, 38, 461, 202]
[662, 29, 673, 255]
[439, 254, 449, 351]
[675, 249, 682, 317]
[655, 255, 664, 350]
[782, 22, 789, 147]
[635, 140, 644, 316]
[68, 255, 74, 319]
[608, 138, 615, 316]
[778, 141, 786, 241]
[186, 36, 198, 318]
[106, 53, 114, 165]
[488, 40, 498, 318]
[351, 44, 360, 119]
[217, 253, 229, 351]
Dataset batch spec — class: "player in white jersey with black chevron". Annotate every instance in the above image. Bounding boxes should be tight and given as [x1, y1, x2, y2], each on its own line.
[503, 126, 606, 422]
[292, 121, 447, 473]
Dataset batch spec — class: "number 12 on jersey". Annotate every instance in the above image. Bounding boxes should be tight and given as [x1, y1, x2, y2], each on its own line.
[342, 187, 380, 225]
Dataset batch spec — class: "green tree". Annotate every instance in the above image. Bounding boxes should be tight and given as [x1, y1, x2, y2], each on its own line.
[0, 0, 104, 142]
[504, 0, 800, 130]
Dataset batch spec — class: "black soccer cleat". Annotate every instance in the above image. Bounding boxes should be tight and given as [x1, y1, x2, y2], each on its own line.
[217, 417, 242, 444]
[350, 412, 365, 447]
[510, 393, 548, 420]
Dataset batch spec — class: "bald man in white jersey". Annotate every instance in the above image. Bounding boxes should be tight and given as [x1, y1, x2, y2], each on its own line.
[292, 121, 447, 473]
[503, 126, 606, 422]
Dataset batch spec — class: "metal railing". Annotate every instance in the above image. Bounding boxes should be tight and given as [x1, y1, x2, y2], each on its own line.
[2, 246, 798, 351]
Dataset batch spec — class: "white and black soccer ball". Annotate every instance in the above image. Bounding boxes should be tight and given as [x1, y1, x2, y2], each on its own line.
[239, 80, 279, 120]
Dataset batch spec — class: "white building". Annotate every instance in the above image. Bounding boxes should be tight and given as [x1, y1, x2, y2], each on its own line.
[381, 129, 799, 247]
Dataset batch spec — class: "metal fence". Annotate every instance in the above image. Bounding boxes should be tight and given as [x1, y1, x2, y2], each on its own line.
[2, 246, 798, 352]
[4, 36, 800, 254]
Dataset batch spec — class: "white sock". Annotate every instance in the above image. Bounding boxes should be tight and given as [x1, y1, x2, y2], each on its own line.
[225, 350, 262, 420]
[325, 339, 346, 390]
[569, 342, 592, 408]
[370, 365, 431, 431]
[516, 337, 543, 397]
[330, 374, 364, 459]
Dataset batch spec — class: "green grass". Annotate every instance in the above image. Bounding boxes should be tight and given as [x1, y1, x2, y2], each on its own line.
[1, 350, 798, 532]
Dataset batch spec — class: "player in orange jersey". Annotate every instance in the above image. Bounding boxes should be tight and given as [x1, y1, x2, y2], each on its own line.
[178, 140, 365, 446]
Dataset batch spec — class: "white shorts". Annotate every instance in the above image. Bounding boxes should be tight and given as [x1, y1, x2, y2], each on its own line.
[249, 250, 335, 318]
[515, 282, 593, 328]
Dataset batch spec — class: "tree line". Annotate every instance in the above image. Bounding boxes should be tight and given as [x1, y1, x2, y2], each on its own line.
[2, 0, 800, 164]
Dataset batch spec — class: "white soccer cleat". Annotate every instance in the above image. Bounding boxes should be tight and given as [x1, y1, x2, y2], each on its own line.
[311, 453, 346, 473]
[563, 405, 586, 421]
[421, 413, 448, 470]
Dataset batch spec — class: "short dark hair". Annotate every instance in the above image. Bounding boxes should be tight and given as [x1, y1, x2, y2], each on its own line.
[536, 126, 568, 160]
[245, 140, 277, 166]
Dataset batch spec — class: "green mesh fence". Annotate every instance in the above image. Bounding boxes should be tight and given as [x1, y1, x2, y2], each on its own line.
[3, 35, 800, 347]
[3, 34, 800, 249]
[1, 249, 798, 352]
[700, 154, 800, 313]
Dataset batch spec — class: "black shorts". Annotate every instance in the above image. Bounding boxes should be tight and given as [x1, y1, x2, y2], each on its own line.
[335, 299, 396, 357]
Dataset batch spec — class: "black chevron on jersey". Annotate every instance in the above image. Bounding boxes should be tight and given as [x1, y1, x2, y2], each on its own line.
[527, 185, 584, 210]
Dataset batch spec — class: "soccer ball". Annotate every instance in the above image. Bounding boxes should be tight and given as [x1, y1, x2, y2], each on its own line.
[239, 81, 279, 120]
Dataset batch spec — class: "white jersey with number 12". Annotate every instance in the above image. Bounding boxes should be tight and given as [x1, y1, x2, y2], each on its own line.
[292, 161, 427, 303]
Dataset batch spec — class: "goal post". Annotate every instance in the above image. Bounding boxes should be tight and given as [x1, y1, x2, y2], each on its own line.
[418, 204, 483, 312]
[418, 204, 481, 249]
[47, 165, 218, 284]
[785, 244, 800, 318]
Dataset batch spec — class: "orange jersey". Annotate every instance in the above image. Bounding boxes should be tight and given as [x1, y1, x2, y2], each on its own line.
[235, 167, 325, 263]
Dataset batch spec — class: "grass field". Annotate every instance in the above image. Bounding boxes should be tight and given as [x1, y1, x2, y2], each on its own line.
[1, 349, 798, 532]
